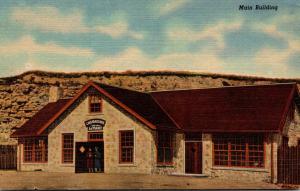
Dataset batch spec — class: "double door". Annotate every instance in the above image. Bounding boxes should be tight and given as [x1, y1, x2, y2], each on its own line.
[75, 141, 104, 173]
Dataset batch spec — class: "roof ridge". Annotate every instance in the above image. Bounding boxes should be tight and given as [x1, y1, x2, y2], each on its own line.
[149, 82, 297, 93]
[93, 81, 147, 94]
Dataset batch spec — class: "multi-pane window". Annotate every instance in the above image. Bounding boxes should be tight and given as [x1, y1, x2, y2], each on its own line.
[62, 133, 74, 163]
[157, 131, 173, 164]
[88, 132, 103, 142]
[119, 131, 134, 163]
[89, 94, 102, 113]
[23, 138, 48, 163]
[213, 134, 264, 168]
[24, 140, 33, 162]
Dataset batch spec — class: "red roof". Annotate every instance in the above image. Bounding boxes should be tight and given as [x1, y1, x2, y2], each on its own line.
[96, 83, 177, 129]
[150, 83, 297, 133]
[11, 99, 71, 137]
[11, 82, 298, 138]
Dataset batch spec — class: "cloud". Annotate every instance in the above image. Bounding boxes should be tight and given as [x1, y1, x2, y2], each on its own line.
[159, 0, 190, 16]
[11, 6, 143, 39]
[253, 23, 300, 75]
[11, 6, 89, 33]
[252, 23, 285, 39]
[94, 21, 144, 40]
[93, 46, 224, 72]
[167, 20, 242, 49]
[0, 35, 94, 56]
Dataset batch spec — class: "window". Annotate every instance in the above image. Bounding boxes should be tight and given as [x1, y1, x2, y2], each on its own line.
[23, 137, 48, 163]
[62, 133, 74, 163]
[88, 132, 103, 142]
[89, 94, 102, 113]
[157, 131, 173, 164]
[119, 131, 134, 163]
[213, 134, 264, 168]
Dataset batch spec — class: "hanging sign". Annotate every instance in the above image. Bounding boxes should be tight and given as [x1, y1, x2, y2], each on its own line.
[85, 119, 106, 131]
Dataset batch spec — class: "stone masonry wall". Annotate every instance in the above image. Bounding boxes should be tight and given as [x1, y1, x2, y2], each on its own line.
[19, 90, 155, 173]
[154, 133, 185, 175]
[284, 108, 300, 146]
[202, 133, 213, 176]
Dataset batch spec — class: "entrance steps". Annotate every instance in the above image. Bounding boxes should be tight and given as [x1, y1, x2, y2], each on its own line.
[170, 173, 208, 177]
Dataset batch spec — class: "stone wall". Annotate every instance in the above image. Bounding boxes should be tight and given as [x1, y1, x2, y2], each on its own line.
[202, 134, 213, 176]
[103, 96, 155, 174]
[284, 108, 300, 146]
[19, 89, 156, 174]
[154, 133, 185, 174]
[211, 168, 270, 182]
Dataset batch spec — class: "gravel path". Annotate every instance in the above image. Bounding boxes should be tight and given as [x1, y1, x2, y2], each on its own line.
[0, 171, 282, 190]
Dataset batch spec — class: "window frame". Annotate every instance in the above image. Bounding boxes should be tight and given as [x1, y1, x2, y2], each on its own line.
[212, 133, 265, 168]
[89, 94, 103, 113]
[23, 137, 48, 163]
[156, 131, 174, 165]
[62, 133, 74, 164]
[119, 130, 134, 164]
[88, 132, 103, 142]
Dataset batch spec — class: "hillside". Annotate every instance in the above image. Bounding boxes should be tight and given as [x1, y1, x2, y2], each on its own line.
[0, 70, 299, 144]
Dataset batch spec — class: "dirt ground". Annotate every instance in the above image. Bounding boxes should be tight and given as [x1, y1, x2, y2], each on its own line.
[0, 170, 283, 190]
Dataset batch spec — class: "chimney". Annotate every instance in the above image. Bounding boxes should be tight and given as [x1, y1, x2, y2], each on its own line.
[49, 86, 63, 102]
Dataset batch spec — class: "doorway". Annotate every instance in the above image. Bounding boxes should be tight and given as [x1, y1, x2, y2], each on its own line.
[185, 133, 202, 174]
[75, 141, 104, 173]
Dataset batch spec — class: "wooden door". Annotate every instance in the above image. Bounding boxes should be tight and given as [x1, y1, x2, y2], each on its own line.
[75, 142, 89, 173]
[185, 142, 202, 174]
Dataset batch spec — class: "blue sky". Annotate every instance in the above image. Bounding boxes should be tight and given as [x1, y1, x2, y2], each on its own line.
[0, 0, 299, 78]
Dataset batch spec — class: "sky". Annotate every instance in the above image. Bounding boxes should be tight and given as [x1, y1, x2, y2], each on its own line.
[0, 0, 299, 78]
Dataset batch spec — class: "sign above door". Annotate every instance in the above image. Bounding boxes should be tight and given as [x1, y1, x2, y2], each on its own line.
[85, 119, 106, 131]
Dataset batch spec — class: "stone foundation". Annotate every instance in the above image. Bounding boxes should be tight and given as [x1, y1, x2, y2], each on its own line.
[211, 167, 270, 182]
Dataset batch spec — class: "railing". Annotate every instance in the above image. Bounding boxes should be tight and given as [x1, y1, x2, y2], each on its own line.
[0, 145, 17, 170]
[278, 137, 300, 184]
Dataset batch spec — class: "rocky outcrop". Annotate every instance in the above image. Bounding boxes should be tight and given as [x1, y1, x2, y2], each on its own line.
[0, 71, 299, 144]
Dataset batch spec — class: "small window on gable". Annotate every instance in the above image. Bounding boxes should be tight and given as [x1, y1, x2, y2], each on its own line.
[89, 94, 102, 113]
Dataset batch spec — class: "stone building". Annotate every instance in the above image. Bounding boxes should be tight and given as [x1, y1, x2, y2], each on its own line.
[11, 81, 300, 183]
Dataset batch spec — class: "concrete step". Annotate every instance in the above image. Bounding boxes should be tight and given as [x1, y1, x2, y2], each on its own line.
[170, 173, 209, 177]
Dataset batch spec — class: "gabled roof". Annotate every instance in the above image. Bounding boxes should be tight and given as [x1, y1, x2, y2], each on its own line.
[11, 81, 299, 138]
[150, 83, 298, 133]
[11, 99, 71, 137]
[11, 81, 177, 138]
[95, 83, 178, 130]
